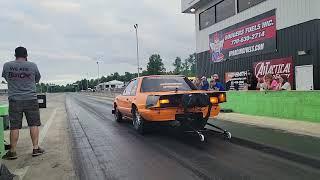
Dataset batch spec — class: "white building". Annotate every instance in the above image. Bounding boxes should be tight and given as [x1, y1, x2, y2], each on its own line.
[104, 80, 125, 90]
[96, 80, 125, 91]
[182, 0, 320, 90]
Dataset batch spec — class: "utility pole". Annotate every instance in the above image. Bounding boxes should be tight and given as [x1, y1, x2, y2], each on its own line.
[86, 73, 89, 90]
[134, 24, 140, 77]
[97, 61, 100, 85]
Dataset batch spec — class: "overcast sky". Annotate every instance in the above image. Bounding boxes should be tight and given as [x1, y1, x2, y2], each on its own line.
[0, 0, 195, 85]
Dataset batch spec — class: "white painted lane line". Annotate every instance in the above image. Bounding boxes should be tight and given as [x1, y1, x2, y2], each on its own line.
[14, 108, 58, 180]
[39, 108, 57, 145]
[13, 166, 29, 180]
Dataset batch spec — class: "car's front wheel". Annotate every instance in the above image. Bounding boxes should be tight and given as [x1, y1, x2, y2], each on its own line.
[132, 107, 146, 134]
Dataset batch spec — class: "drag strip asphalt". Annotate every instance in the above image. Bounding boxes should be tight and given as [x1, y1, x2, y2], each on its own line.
[83, 93, 320, 168]
[66, 93, 320, 180]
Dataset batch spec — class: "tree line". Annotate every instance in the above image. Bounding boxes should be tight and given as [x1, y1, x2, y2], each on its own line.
[37, 53, 196, 93]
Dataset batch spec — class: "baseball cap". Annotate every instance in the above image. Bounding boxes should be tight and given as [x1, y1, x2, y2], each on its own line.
[15, 46, 28, 58]
[212, 74, 219, 78]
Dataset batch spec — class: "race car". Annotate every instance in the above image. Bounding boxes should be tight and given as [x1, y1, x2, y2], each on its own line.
[112, 75, 231, 141]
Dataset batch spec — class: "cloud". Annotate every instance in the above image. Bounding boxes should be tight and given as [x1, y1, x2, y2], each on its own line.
[47, 74, 83, 85]
[0, 0, 195, 85]
[0, 11, 52, 32]
[35, 1, 81, 13]
[32, 51, 94, 63]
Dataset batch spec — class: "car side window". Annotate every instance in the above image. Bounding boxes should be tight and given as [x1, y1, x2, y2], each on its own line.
[130, 80, 138, 96]
[123, 81, 134, 96]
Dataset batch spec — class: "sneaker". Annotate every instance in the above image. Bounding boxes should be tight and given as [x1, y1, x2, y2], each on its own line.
[32, 147, 45, 157]
[2, 151, 18, 160]
[5, 144, 11, 150]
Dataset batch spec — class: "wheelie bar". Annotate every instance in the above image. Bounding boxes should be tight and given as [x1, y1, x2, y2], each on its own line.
[184, 123, 231, 142]
[206, 122, 232, 140]
[183, 123, 206, 142]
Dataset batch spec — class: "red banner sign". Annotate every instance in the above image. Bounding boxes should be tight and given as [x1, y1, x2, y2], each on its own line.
[223, 16, 276, 50]
[253, 57, 293, 84]
[209, 10, 276, 62]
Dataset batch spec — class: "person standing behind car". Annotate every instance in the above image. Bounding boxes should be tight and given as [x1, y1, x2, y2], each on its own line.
[212, 74, 220, 81]
[209, 79, 225, 91]
[209, 80, 216, 90]
[271, 76, 279, 90]
[211, 74, 225, 90]
[200, 76, 209, 90]
[278, 75, 292, 90]
[2, 47, 44, 160]
[193, 77, 201, 89]
[260, 74, 273, 91]
[247, 70, 258, 90]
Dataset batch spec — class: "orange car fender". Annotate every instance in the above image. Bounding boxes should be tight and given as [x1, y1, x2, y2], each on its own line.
[131, 93, 147, 111]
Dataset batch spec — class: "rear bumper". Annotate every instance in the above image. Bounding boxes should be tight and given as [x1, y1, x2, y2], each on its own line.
[139, 106, 220, 122]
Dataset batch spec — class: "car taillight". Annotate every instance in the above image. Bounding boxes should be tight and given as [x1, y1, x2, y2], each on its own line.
[159, 99, 170, 104]
[155, 99, 170, 107]
[210, 97, 219, 104]
[218, 93, 226, 103]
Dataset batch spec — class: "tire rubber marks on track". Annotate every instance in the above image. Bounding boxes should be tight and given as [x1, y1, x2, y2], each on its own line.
[72, 95, 213, 180]
[66, 96, 109, 179]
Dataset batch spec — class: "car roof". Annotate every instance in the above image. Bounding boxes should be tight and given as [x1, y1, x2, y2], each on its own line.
[128, 75, 187, 83]
[140, 75, 186, 78]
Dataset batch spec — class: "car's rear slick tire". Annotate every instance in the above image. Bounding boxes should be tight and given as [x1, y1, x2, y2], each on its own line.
[114, 107, 123, 123]
[132, 107, 146, 135]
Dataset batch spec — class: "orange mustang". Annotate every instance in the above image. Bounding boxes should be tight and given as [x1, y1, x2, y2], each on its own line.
[112, 75, 230, 141]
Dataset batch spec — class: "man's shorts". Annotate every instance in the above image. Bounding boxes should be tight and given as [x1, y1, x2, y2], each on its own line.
[9, 99, 41, 130]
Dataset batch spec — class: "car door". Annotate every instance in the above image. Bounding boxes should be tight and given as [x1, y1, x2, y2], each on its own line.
[116, 81, 134, 115]
[126, 79, 139, 118]
[120, 79, 139, 116]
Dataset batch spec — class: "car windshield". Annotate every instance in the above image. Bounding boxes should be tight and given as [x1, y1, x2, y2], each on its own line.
[141, 76, 197, 92]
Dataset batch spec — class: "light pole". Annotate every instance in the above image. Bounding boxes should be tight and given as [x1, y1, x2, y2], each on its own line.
[46, 84, 49, 93]
[40, 83, 43, 93]
[96, 61, 100, 85]
[86, 73, 89, 90]
[134, 24, 140, 77]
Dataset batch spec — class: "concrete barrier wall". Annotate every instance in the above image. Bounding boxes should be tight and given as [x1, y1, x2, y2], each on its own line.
[85, 91, 120, 98]
[220, 91, 320, 123]
[0, 105, 8, 156]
